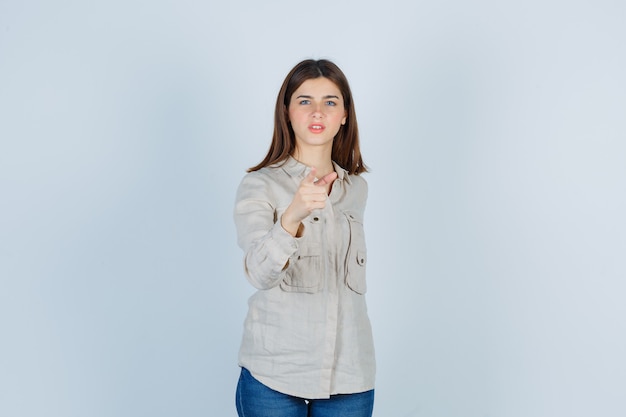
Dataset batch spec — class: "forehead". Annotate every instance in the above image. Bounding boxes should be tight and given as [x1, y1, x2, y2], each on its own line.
[292, 77, 343, 98]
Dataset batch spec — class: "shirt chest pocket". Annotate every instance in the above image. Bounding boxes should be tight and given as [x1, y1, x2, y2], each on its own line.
[344, 210, 367, 294]
[281, 242, 323, 294]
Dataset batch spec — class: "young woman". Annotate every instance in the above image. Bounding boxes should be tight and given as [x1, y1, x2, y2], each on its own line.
[233, 59, 375, 417]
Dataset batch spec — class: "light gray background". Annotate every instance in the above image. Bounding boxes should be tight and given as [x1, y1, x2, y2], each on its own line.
[1, 1, 625, 416]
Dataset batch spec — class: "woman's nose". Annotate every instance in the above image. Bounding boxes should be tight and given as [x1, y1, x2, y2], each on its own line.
[312, 103, 323, 118]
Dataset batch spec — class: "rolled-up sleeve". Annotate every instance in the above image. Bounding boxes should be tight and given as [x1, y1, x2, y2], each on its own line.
[234, 172, 299, 289]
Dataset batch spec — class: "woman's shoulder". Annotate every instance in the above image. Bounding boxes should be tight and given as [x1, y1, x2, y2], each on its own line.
[236, 164, 293, 197]
[347, 172, 368, 191]
[239, 164, 285, 183]
[341, 172, 368, 210]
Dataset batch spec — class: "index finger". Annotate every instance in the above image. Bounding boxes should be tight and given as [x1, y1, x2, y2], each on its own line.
[315, 171, 338, 186]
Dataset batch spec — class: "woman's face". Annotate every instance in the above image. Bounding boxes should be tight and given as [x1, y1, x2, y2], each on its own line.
[287, 77, 347, 154]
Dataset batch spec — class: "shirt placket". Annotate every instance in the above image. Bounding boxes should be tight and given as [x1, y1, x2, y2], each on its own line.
[318, 180, 346, 395]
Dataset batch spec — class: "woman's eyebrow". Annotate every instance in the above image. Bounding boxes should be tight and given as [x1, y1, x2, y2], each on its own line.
[295, 94, 340, 99]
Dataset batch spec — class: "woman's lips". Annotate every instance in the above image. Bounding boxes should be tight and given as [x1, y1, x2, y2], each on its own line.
[309, 124, 325, 133]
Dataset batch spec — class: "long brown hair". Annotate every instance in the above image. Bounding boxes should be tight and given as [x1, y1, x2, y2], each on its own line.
[248, 59, 367, 175]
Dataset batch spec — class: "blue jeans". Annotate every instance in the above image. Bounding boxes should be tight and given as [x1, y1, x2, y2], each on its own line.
[235, 367, 375, 417]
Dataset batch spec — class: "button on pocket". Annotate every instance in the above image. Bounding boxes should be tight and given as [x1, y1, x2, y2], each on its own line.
[344, 211, 368, 294]
[356, 250, 366, 266]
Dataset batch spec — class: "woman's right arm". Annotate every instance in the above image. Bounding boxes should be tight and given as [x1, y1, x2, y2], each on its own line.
[233, 173, 298, 290]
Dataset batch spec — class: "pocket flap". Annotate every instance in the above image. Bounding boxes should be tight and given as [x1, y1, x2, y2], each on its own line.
[295, 243, 321, 258]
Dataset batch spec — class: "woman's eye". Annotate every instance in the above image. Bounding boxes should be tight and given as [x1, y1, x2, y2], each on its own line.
[325, 101, 336, 106]
[299, 99, 310, 105]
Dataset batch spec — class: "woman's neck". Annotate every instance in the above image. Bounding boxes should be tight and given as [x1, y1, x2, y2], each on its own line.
[292, 147, 334, 177]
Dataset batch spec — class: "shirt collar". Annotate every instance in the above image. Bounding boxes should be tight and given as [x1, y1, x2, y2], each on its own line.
[281, 156, 350, 184]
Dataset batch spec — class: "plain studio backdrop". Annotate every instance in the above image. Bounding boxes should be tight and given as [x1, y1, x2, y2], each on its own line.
[1, 1, 624, 416]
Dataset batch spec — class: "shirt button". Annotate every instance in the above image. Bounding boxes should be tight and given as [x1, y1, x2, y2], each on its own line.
[313, 217, 319, 222]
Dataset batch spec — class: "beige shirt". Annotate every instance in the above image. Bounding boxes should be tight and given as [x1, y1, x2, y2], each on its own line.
[233, 157, 375, 399]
